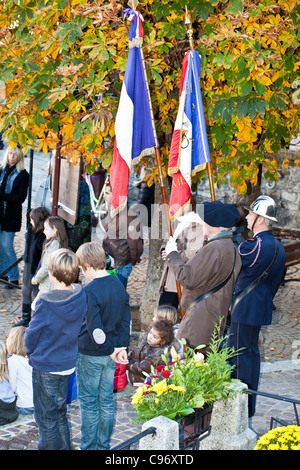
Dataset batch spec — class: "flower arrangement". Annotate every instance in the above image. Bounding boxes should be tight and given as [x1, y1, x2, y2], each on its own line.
[254, 425, 300, 450]
[131, 322, 240, 424]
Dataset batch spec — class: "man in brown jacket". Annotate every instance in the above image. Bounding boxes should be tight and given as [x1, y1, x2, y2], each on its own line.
[165, 201, 242, 354]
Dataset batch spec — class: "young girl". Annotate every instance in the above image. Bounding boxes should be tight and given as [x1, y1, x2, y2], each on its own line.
[15, 207, 50, 327]
[7, 327, 34, 415]
[31, 216, 69, 306]
[0, 342, 19, 425]
[126, 319, 179, 385]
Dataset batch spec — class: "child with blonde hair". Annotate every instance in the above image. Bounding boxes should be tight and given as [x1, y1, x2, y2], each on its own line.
[0, 342, 19, 425]
[153, 304, 183, 352]
[7, 326, 34, 414]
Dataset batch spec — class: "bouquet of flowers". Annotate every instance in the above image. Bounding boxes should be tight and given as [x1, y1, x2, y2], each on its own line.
[254, 425, 300, 450]
[131, 322, 240, 424]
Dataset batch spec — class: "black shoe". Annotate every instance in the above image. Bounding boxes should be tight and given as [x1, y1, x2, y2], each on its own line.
[5, 280, 19, 289]
[14, 316, 31, 327]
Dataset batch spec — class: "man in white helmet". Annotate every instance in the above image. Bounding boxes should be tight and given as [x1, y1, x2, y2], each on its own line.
[227, 195, 286, 419]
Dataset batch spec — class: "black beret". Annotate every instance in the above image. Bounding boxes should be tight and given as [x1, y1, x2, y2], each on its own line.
[197, 201, 241, 228]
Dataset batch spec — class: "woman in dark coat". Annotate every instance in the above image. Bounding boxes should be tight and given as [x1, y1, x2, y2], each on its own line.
[0, 146, 29, 287]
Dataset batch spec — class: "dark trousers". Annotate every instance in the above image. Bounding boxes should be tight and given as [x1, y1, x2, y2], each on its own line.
[227, 321, 261, 418]
[159, 289, 179, 309]
[32, 369, 72, 450]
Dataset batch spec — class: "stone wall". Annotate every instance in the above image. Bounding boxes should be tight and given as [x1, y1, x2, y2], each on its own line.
[195, 148, 300, 232]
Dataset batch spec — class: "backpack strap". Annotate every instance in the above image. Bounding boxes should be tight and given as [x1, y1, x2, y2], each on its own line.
[186, 248, 237, 314]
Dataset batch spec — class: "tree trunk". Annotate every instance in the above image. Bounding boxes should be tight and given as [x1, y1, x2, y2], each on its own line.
[139, 178, 171, 330]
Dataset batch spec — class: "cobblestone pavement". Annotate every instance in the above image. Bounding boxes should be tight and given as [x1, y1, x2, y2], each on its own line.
[0, 148, 299, 449]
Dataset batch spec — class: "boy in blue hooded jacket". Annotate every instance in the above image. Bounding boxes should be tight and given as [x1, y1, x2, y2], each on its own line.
[25, 248, 87, 450]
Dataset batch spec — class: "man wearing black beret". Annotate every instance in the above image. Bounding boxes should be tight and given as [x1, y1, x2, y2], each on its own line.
[165, 200, 242, 355]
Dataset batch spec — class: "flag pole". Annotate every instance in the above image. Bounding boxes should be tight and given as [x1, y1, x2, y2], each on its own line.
[185, 6, 215, 201]
[129, 0, 184, 316]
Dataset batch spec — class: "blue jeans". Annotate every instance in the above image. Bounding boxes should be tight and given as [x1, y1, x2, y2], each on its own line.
[76, 353, 116, 450]
[0, 229, 19, 281]
[116, 262, 132, 289]
[32, 369, 72, 450]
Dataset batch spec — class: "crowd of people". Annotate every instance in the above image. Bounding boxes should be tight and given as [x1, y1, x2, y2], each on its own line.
[0, 145, 287, 449]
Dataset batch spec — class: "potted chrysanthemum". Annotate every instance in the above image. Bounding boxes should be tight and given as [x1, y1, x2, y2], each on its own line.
[131, 322, 240, 425]
[254, 425, 300, 450]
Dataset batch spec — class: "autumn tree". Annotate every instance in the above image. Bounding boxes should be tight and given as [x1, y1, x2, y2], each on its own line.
[0, 0, 299, 324]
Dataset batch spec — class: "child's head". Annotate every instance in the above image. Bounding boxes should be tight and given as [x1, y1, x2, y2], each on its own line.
[30, 206, 49, 234]
[153, 305, 178, 325]
[147, 320, 174, 347]
[76, 241, 106, 271]
[47, 248, 79, 286]
[44, 216, 68, 248]
[0, 341, 9, 382]
[6, 326, 26, 357]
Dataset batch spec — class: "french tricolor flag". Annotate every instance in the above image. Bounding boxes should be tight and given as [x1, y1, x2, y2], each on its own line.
[168, 50, 211, 220]
[110, 9, 156, 217]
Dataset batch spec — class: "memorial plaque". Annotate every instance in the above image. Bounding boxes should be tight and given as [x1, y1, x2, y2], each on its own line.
[55, 158, 81, 225]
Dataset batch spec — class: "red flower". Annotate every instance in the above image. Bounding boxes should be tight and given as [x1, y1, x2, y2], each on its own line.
[161, 370, 171, 378]
[156, 365, 165, 372]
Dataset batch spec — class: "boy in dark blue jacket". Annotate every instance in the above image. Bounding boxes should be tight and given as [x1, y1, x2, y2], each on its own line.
[25, 249, 87, 450]
[76, 241, 131, 450]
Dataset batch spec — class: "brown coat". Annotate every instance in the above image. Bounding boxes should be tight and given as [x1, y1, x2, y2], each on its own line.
[102, 205, 143, 266]
[127, 333, 181, 384]
[166, 234, 241, 352]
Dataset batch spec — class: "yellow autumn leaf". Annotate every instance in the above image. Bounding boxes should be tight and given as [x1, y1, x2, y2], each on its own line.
[37, 131, 60, 154]
[282, 157, 289, 173]
[257, 74, 273, 86]
[236, 118, 258, 143]
[61, 123, 76, 141]
[236, 180, 248, 195]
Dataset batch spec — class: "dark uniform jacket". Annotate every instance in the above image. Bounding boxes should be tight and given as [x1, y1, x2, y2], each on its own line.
[231, 230, 286, 326]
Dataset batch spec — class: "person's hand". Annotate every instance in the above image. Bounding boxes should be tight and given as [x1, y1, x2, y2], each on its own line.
[161, 249, 167, 261]
[110, 347, 129, 364]
[31, 277, 38, 285]
[165, 236, 178, 256]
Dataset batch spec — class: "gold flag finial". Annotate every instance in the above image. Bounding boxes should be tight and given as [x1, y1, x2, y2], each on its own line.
[128, 0, 139, 11]
[185, 5, 191, 25]
[185, 6, 194, 50]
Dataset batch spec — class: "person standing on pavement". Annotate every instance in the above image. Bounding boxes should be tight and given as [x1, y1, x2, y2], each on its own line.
[75, 241, 131, 450]
[14, 207, 49, 327]
[227, 195, 286, 418]
[0, 146, 29, 288]
[101, 181, 143, 289]
[25, 249, 87, 450]
[164, 201, 242, 355]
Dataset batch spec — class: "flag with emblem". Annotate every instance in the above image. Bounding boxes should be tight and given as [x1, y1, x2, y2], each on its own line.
[168, 50, 211, 220]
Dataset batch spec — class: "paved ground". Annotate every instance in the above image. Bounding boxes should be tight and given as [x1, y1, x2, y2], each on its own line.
[0, 148, 300, 450]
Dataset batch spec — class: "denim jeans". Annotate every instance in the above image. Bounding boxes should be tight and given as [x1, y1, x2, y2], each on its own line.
[32, 369, 72, 450]
[76, 353, 116, 450]
[0, 228, 19, 281]
[116, 262, 132, 289]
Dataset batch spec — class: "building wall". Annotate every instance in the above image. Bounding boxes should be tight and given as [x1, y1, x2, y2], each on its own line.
[196, 148, 300, 231]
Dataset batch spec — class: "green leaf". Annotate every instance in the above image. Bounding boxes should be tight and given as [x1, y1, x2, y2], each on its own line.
[225, 0, 243, 15]
[240, 81, 253, 96]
